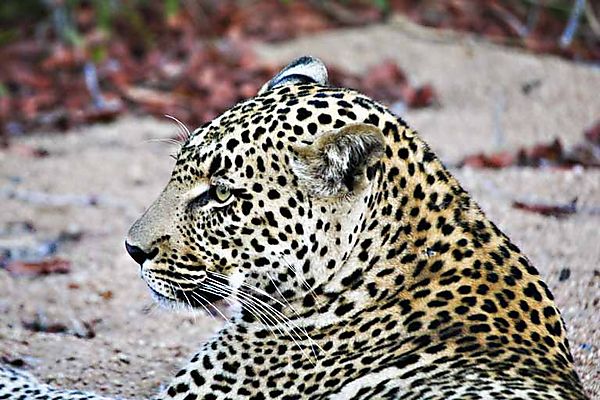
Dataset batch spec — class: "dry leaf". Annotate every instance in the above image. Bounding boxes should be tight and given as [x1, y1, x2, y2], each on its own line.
[5, 258, 71, 276]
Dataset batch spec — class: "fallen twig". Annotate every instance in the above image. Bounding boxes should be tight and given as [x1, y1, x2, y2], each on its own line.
[513, 198, 578, 218]
[560, 0, 586, 47]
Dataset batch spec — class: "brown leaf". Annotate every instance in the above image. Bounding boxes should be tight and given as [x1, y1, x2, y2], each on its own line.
[8, 144, 50, 158]
[584, 120, 600, 145]
[406, 84, 438, 108]
[460, 151, 515, 168]
[99, 290, 114, 300]
[5, 258, 71, 276]
[517, 138, 564, 167]
[512, 198, 577, 218]
[362, 61, 407, 92]
[22, 319, 68, 334]
[123, 86, 178, 109]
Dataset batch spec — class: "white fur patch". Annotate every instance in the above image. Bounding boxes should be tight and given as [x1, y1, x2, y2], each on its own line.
[229, 270, 246, 290]
[185, 183, 210, 200]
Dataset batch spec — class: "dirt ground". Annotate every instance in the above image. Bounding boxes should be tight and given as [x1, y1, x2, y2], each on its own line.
[0, 20, 598, 399]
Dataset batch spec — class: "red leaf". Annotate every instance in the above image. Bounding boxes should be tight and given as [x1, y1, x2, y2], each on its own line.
[406, 84, 437, 108]
[517, 138, 563, 166]
[584, 120, 600, 145]
[5, 258, 71, 276]
[460, 151, 515, 168]
[513, 199, 577, 218]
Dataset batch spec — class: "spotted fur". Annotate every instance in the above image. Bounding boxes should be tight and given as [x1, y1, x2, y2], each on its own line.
[0, 57, 588, 399]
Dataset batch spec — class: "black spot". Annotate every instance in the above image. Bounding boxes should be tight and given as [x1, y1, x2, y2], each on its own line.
[267, 190, 281, 200]
[208, 155, 221, 176]
[417, 218, 431, 232]
[176, 383, 190, 393]
[558, 268, 571, 282]
[254, 258, 270, 267]
[296, 108, 312, 121]
[441, 225, 455, 235]
[334, 302, 354, 317]
[308, 100, 328, 108]
[368, 114, 380, 126]
[413, 184, 425, 200]
[523, 282, 543, 302]
[241, 201, 253, 216]
[341, 268, 363, 287]
[469, 324, 491, 333]
[318, 114, 332, 124]
[190, 370, 205, 386]
[226, 139, 239, 152]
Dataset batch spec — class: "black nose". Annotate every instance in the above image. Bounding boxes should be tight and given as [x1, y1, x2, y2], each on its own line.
[125, 241, 151, 265]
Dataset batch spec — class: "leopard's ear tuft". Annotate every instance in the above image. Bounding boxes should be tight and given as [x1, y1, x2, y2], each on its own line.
[292, 123, 385, 197]
[259, 56, 328, 94]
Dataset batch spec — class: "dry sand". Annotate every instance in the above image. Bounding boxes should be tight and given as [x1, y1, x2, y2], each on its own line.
[0, 20, 598, 399]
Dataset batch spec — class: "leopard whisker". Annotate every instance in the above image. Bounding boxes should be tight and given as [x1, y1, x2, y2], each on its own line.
[174, 281, 215, 322]
[278, 254, 323, 308]
[164, 114, 191, 143]
[208, 270, 300, 312]
[188, 290, 229, 321]
[201, 283, 283, 335]
[265, 272, 324, 357]
[204, 278, 316, 364]
[172, 276, 226, 322]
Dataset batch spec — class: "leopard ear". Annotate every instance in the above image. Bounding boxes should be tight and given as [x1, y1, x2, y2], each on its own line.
[292, 123, 385, 197]
[259, 56, 328, 95]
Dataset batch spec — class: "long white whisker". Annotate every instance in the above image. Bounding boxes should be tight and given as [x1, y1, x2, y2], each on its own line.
[174, 275, 268, 330]
[172, 276, 225, 322]
[204, 278, 315, 364]
[266, 272, 323, 357]
[196, 282, 281, 340]
[189, 291, 228, 321]
[279, 254, 322, 308]
[205, 276, 305, 336]
[164, 114, 191, 142]
[145, 137, 182, 146]
[175, 282, 192, 308]
[207, 271, 323, 353]
[175, 281, 215, 321]
[208, 270, 294, 311]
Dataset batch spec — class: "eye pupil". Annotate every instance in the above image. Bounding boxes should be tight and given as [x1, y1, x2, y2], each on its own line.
[214, 185, 231, 202]
[189, 185, 232, 210]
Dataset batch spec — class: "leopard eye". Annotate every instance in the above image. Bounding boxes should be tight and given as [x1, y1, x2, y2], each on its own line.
[213, 185, 231, 203]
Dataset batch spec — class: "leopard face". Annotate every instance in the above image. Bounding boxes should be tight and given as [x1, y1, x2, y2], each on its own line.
[125, 58, 388, 312]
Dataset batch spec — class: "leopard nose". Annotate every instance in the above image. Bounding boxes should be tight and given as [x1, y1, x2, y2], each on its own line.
[125, 241, 152, 265]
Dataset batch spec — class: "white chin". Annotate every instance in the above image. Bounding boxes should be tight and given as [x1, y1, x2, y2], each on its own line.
[228, 270, 246, 290]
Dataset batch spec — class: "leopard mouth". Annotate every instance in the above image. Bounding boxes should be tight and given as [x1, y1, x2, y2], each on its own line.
[141, 266, 233, 313]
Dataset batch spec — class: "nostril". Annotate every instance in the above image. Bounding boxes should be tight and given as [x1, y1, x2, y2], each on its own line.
[125, 241, 152, 265]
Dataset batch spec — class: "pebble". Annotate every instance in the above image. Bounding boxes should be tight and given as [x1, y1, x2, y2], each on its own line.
[559, 268, 571, 282]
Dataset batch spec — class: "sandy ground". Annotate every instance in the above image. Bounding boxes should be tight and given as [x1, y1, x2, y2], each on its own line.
[0, 20, 598, 399]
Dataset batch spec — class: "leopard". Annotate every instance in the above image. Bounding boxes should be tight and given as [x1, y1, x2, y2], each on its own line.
[0, 56, 588, 400]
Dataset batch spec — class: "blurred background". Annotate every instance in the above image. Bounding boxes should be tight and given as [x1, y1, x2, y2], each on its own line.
[1, 0, 599, 137]
[0, 1, 599, 399]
